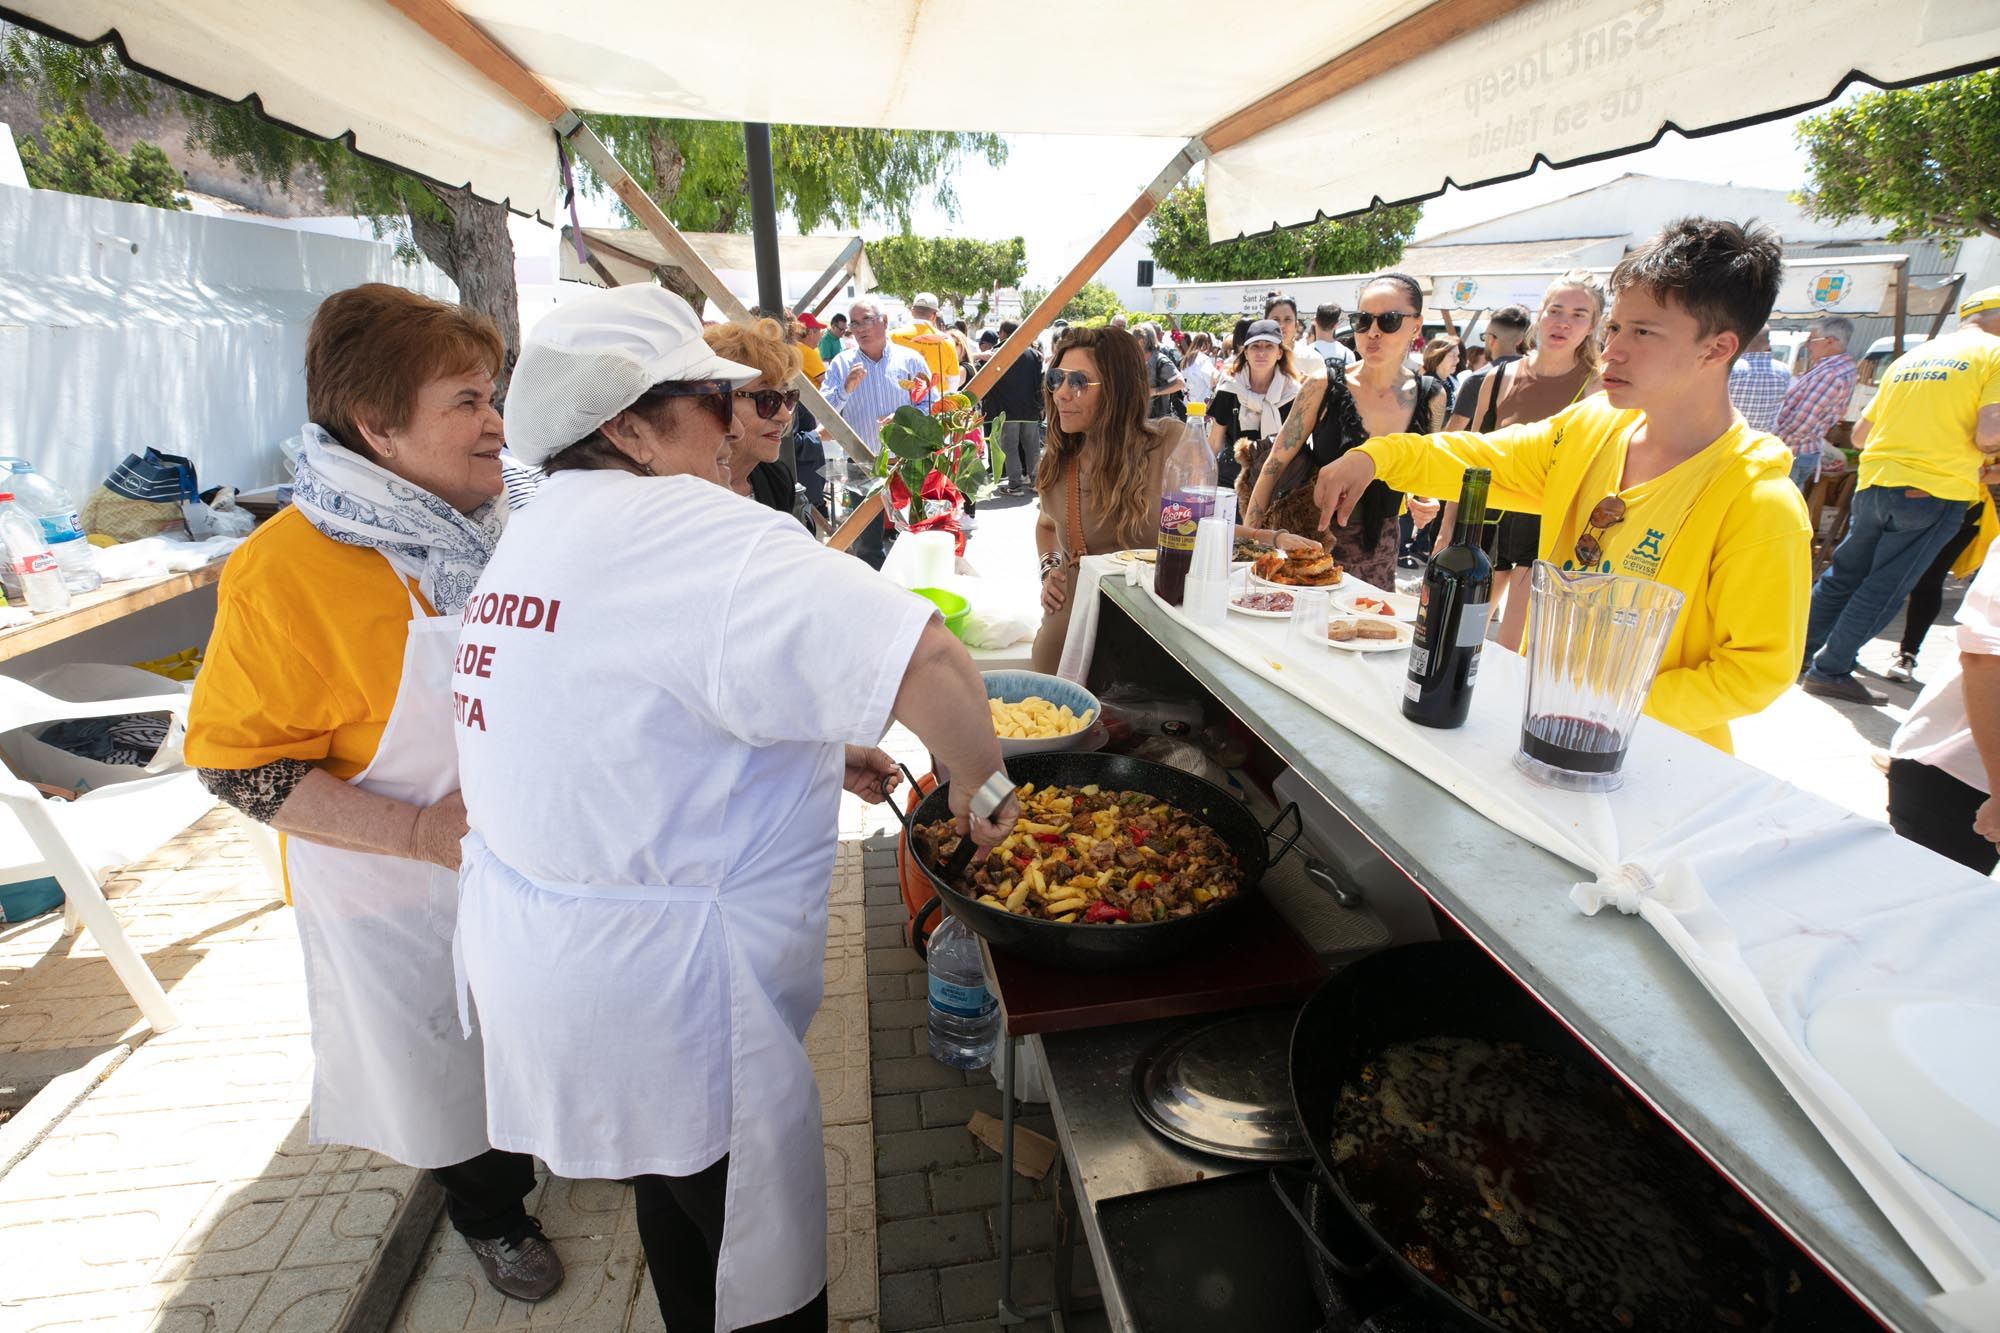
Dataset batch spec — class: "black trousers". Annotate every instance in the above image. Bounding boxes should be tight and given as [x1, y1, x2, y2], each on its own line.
[634, 1155, 828, 1333]
[1899, 505, 1983, 657]
[1887, 758, 1999, 874]
[431, 1147, 538, 1240]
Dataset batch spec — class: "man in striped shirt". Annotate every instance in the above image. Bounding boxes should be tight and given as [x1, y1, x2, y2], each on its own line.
[821, 297, 931, 457]
[1726, 325, 1792, 432]
[1770, 318, 1859, 491]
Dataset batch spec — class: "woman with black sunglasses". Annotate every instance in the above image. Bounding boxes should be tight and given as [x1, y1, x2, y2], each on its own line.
[1242, 273, 1449, 589]
[703, 317, 805, 517]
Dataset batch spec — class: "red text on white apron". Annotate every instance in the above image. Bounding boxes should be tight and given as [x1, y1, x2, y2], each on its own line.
[454, 589, 562, 732]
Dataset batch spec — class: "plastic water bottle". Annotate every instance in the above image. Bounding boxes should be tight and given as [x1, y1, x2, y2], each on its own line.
[0, 460, 99, 592]
[0, 492, 71, 613]
[926, 913, 998, 1069]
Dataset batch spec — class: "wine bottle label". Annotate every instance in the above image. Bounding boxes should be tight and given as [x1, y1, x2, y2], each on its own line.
[1408, 645, 1430, 677]
[1457, 601, 1490, 645]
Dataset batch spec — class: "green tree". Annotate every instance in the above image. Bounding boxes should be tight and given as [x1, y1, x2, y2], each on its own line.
[582, 118, 1007, 307]
[1147, 180, 1419, 282]
[1059, 281, 1125, 323]
[16, 108, 189, 210]
[1795, 72, 2000, 240]
[866, 236, 1026, 323]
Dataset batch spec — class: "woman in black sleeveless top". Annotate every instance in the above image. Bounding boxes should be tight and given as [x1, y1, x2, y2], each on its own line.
[1240, 273, 1447, 589]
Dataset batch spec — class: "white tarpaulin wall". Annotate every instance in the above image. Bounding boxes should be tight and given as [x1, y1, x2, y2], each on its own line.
[1205, 0, 2000, 240]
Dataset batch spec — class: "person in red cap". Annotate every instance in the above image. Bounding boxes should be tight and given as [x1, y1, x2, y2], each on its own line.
[787, 310, 826, 385]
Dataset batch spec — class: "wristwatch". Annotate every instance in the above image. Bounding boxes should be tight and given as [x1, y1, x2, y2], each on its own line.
[969, 770, 1016, 822]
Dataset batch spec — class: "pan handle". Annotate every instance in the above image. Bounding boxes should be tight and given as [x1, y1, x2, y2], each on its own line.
[1261, 802, 1305, 866]
[1265, 1166, 1381, 1279]
[910, 895, 942, 960]
[882, 762, 929, 835]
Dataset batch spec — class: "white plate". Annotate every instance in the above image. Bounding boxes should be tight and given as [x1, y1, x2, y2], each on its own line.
[1321, 618, 1412, 652]
[1249, 569, 1344, 595]
[1111, 548, 1157, 564]
[1228, 589, 1296, 619]
[1334, 588, 1417, 621]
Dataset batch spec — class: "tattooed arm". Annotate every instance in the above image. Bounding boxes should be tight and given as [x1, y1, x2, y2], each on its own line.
[1242, 373, 1328, 527]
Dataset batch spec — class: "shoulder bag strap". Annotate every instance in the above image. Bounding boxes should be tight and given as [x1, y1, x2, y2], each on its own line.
[1064, 456, 1090, 563]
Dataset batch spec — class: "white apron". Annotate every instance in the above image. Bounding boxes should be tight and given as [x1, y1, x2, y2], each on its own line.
[286, 567, 491, 1169]
[456, 836, 828, 1333]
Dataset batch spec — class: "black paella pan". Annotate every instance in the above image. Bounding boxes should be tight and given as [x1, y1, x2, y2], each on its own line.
[896, 751, 1300, 970]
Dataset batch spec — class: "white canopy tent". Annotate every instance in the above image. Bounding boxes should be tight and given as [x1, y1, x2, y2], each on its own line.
[7, 6, 2000, 1317]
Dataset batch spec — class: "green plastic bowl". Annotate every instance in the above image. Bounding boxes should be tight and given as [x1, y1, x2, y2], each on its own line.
[911, 586, 972, 640]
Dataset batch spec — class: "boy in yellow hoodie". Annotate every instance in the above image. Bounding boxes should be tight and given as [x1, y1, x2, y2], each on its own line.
[1312, 218, 1810, 752]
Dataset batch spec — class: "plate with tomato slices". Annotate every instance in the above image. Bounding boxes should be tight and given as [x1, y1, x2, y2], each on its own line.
[1333, 588, 1418, 621]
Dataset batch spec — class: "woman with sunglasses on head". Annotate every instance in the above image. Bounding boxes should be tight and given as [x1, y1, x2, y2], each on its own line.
[704, 317, 804, 516]
[1242, 274, 1450, 589]
[1031, 326, 1183, 672]
[1433, 271, 1608, 649]
[1315, 219, 1811, 752]
[452, 285, 1021, 1333]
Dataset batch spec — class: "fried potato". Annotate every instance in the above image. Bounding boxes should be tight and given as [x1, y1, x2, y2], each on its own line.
[989, 695, 1096, 740]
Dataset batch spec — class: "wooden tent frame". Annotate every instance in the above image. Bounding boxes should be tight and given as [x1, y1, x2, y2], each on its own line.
[382, 0, 1541, 547]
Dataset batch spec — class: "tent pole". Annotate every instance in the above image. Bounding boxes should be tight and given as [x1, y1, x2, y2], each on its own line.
[744, 123, 785, 312]
[1930, 274, 1965, 339]
[810, 270, 857, 319]
[1893, 258, 1909, 356]
[967, 137, 1207, 398]
[793, 238, 865, 317]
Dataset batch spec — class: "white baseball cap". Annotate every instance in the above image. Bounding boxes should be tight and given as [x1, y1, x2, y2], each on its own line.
[912, 292, 941, 312]
[504, 285, 759, 466]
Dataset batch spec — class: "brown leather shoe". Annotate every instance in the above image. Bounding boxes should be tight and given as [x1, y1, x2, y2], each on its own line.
[465, 1223, 565, 1302]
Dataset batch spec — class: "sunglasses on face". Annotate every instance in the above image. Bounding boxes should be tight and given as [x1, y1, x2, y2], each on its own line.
[640, 379, 734, 429]
[735, 388, 801, 420]
[1046, 369, 1103, 394]
[1573, 494, 1627, 569]
[1351, 311, 1418, 334]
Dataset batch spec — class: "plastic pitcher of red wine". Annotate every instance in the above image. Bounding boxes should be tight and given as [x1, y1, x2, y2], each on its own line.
[1514, 560, 1684, 793]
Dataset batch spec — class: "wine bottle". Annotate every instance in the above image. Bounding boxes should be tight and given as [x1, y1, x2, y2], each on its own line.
[1402, 468, 1493, 729]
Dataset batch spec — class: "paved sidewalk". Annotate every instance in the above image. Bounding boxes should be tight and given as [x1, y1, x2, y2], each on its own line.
[0, 804, 886, 1332]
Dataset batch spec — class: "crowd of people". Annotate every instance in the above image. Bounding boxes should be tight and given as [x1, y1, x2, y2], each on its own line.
[174, 212, 2000, 1333]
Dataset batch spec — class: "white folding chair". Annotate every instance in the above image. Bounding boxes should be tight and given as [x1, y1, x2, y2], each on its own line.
[0, 673, 219, 1034]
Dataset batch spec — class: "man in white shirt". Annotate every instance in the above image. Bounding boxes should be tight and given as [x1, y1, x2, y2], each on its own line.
[1886, 537, 2000, 872]
[1309, 302, 1356, 370]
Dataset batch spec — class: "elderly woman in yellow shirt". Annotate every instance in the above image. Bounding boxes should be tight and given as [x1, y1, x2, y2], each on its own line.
[1315, 218, 1811, 752]
[185, 284, 563, 1302]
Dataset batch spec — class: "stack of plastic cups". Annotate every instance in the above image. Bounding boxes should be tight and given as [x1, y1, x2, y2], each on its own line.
[1183, 516, 1233, 625]
[1284, 587, 1334, 664]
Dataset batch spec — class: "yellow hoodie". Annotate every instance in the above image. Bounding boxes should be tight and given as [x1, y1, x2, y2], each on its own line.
[1362, 396, 1811, 751]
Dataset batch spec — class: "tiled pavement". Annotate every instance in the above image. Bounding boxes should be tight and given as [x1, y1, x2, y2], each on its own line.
[859, 835, 1108, 1333]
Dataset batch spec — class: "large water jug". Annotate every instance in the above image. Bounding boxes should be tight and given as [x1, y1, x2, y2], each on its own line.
[1515, 560, 1684, 793]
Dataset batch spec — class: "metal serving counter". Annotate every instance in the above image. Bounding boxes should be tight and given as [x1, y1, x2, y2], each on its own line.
[1056, 581, 1942, 1332]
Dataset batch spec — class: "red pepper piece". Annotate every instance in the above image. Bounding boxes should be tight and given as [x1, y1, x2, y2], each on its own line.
[1083, 901, 1130, 924]
[1127, 825, 1148, 844]
[1033, 832, 1063, 844]
[1013, 854, 1034, 868]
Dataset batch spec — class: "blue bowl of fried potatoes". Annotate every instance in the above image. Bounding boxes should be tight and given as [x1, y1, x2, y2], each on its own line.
[982, 671, 1103, 758]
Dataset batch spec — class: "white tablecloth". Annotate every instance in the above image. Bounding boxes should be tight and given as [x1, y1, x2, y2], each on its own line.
[1061, 554, 2000, 1329]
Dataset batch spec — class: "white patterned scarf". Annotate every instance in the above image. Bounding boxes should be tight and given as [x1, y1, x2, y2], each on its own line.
[1219, 368, 1300, 440]
[291, 424, 506, 614]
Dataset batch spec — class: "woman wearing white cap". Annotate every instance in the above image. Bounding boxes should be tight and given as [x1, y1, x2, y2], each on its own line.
[451, 285, 1020, 1332]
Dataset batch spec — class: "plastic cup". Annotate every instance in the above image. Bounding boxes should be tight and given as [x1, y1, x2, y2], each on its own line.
[1191, 516, 1233, 583]
[1284, 588, 1333, 660]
